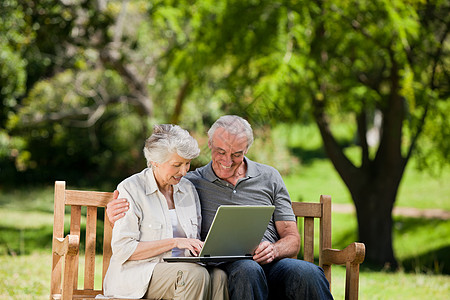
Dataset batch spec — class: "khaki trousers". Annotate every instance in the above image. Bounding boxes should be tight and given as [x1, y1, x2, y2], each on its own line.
[145, 262, 229, 300]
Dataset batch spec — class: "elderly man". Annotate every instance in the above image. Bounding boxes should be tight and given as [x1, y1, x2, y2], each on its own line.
[108, 115, 333, 300]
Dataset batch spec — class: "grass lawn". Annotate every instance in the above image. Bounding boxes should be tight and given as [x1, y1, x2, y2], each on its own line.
[0, 252, 51, 299]
[332, 264, 450, 300]
[1, 252, 449, 299]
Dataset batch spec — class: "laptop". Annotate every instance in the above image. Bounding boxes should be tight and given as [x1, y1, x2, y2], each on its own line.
[164, 205, 275, 264]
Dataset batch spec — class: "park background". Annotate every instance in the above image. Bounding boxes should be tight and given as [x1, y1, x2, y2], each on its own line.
[0, 0, 449, 299]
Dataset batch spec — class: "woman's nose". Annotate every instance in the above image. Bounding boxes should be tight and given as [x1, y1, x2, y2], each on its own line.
[180, 165, 189, 176]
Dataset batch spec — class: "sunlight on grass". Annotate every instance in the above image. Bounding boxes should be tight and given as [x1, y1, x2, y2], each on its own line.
[398, 162, 450, 210]
[76, 254, 106, 291]
[0, 186, 55, 212]
[0, 252, 51, 299]
[359, 269, 450, 299]
[0, 208, 54, 229]
[331, 265, 450, 299]
[284, 159, 352, 204]
[1, 251, 448, 299]
[0, 252, 105, 299]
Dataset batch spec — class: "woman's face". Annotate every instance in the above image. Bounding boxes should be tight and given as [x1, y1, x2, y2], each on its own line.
[153, 152, 191, 188]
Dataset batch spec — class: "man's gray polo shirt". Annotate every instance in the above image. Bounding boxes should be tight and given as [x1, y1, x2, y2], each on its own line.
[185, 157, 296, 243]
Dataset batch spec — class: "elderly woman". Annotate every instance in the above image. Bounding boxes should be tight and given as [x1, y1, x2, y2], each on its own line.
[103, 124, 228, 299]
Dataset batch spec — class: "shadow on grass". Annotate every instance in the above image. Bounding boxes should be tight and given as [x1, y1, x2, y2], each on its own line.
[0, 225, 53, 255]
[393, 216, 450, 274]
[0, 219, 107, 256]
[290, 146, 328, 165]
[0, 185, 55, 215]
[333, 216, 450, 275]
[399, 245, 450, 274]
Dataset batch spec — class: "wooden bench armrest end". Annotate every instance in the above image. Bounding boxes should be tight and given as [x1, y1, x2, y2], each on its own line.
[322, 242, 365, 266]
[54, 235, 80, 256]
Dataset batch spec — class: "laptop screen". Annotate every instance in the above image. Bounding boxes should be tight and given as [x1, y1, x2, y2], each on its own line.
[199, 205, 275, 257]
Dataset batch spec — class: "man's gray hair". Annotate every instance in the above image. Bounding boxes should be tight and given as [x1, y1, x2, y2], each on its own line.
[143, 124, 200, 167]
[207, 115, 254, 150]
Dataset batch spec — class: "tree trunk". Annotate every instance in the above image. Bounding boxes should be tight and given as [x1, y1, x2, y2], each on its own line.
[313, 91, 407, 268]
[170, 80, 190, 124]
[350, 168, 403, 268]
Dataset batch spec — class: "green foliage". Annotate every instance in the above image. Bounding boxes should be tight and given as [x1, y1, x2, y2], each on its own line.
[0, 0, 448, 198]
[183, 0, 448, 265]
[197, 0, 449, 170]
[0, 0, 29, 127]
[246, 125, 300, 175]
[413, 100, 450, 174]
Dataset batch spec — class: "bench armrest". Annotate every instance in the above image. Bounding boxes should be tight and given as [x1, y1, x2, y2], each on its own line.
[53, 235, 79, 256]
[52, 235, 80, 300]
[321, 242, 365, 300]
[322, 242, 365, 266]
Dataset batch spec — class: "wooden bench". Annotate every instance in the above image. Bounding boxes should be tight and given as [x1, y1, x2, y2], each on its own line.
[50, 181, 365, 299]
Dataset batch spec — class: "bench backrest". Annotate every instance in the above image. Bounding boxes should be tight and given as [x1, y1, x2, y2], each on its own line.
[292, 195, 332, 283]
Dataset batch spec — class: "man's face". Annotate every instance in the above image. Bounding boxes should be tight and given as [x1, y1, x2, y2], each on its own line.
[209, 127, 248, 179]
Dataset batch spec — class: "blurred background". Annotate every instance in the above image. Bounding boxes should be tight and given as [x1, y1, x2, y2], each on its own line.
[0, 0, 449, 298]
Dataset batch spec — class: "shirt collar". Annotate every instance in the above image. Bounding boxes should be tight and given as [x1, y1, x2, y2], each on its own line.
[144, 168, 186, 195]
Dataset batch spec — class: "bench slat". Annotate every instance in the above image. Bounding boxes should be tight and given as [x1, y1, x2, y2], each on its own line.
[84, 206, 97, 289]
[292, 202, 322, 218]
[70, 205, 81, 289]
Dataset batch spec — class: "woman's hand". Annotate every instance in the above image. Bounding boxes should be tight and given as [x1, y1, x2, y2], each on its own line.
[174, 238, 204, 256]
[129, 238, 203, 260]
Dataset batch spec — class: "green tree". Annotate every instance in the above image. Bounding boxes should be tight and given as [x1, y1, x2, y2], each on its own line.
[2, 0, 220, 184]
[194, 0, 449, 267]
[0, 0, 28, 127]
[308, 0, 449, 268]
[1, 0, 132, 184]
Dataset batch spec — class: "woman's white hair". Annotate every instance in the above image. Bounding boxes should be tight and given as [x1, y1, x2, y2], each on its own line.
[143, 124, 200, 167]
[207, 115, 254, 150]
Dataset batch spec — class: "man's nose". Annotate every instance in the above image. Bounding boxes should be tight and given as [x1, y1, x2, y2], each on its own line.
[223, 154, 233, 166]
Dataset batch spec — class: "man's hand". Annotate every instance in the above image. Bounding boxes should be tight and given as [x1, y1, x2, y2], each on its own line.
[106, 190, 129, 226]
[253, 241, 277, 265]
[253, 221, 301, 265]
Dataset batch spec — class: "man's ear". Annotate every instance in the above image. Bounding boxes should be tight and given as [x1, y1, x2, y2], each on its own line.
[208, 140, 212, 149]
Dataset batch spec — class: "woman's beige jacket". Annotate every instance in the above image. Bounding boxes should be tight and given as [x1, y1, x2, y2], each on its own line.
[103, 168, 202, 298]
